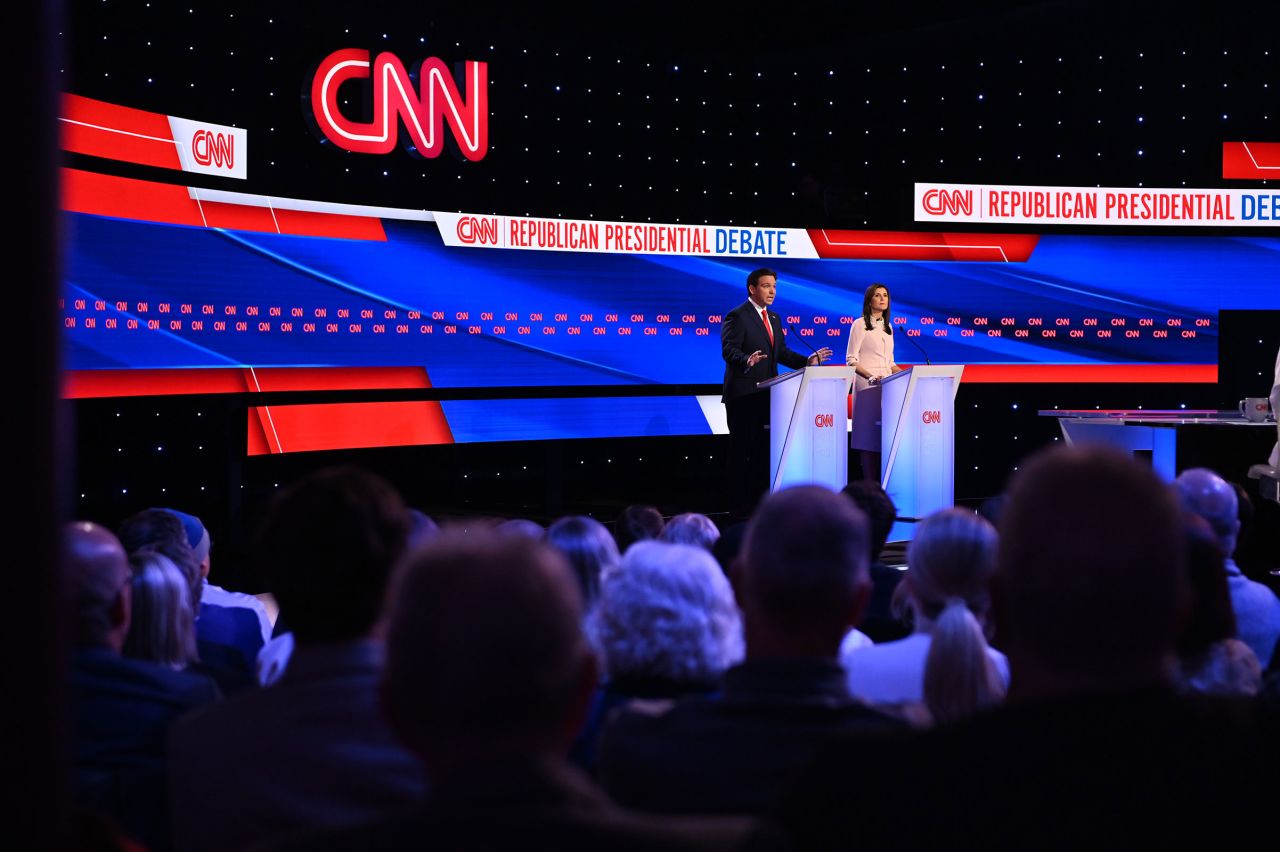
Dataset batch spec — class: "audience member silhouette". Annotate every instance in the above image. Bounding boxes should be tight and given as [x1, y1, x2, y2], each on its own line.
[573, 541, 743, 769]
[168, 467, 426, 852]
[65, 522, 219, 851]
[123, 549, 199, 670]
[659, 512, 721, 550]
[1175, 467, 1280, 668]
[777, 446, 1277, 850]
[598, 485, 903, 815]
[286, 533, 770, 851]
[843, 507, 1007, 724]
[164, 507, 272, 646]
[1174, 513, 1261, 696]
[118, 508, 258, 691]
[613, 504, 665, 554]
[547, 514, 620, 609]
[840, 480, 909, 642]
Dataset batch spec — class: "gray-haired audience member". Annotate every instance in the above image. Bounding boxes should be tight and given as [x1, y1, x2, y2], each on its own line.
[547, 515, 620, 608]
[779, 446, 1277, 850]
[123, 549, 199, 670]
[590, 541, 743, 685]
[598, 486, 902, 816]
[169, 467, 425, 852]
[1175, 467, 1280, 668]
[659, 513, 721, 551]
[844, 508, 1007, 724]
[285, 533, 768, 850]
[65, 523, 219, 851]
[572, 541, 743, 770]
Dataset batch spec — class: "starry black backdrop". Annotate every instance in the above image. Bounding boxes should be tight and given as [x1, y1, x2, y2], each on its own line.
[62, 1, 1280, 588]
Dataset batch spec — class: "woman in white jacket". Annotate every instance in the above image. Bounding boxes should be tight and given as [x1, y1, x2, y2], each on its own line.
[846, 283, 902, 481]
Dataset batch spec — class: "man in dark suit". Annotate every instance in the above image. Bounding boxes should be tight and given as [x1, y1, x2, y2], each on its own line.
[65, 521, 221, 850]
[598, 486, 903, 816]
[722, 267, 831, 517]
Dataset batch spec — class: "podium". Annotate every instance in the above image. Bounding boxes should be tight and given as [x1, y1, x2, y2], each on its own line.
[877, 365, 964, 541]
[759, 366, 857, 493]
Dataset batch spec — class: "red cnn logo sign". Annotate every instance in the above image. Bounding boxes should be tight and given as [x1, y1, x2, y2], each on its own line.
[311, 49, 489, 161]
[456, 216, 499, 245]
[814, 413, 835, 428]
[922, 188, 973, 216]
[192, 129, 234, 168]
[922, 410, 942, 424]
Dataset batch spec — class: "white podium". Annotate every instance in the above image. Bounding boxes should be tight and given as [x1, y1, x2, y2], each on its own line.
[759, 366, 857, 493]
[878, 365, 964, 541]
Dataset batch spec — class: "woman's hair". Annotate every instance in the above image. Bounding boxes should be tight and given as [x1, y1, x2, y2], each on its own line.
[895, 508, 1003, 724]
[587, 541, 744, 685]
[123, 548, 198, 669]
[659, 513, 721, 551]
[546, 515, 620, 607]
[861, 283, 893, 335]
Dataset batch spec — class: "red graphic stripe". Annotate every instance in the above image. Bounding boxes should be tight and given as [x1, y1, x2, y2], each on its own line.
[809, 229, 1039, 262]
[1222, 142, 1280, 179]
[61, 93, 181, 170]
[63, 168, 204, 227]
[274, 208, 386, 241]
[63, 367, 434, 399]
[61, 169, 386, 241]
[955, 364, 1217, 383]
[246, 401, 454, 455]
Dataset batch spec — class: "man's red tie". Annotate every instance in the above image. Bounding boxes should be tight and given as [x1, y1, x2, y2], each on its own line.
[761, 309, 774, 348]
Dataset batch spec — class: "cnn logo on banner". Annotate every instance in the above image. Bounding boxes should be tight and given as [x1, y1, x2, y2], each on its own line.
[310, 49, 489, 161]
[921, 188, 973, 216]
[167, 116, 247, 179]
[456, 216, 500, 245]
[193, 129, 234, 168]
[814, 413, 835, 428]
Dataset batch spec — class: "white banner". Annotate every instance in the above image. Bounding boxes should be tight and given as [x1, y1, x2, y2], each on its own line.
[432, 212, 819, 258]
[914, 182, 1280, 227]
[168, 116, 247, 180]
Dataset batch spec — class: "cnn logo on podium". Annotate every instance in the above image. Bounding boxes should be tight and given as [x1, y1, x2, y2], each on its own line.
[814, 413, 836, 428]
[922, 410, 943, 424]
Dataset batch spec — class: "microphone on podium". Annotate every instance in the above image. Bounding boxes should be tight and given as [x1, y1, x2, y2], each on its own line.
[787, 324, 826, 363]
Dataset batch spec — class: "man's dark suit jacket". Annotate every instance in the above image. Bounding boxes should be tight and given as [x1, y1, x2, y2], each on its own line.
[281, 757, 775, 852]
[70, 646, 221, 849]
[775, 687, 1279, 851]
[598, 658, 905, 816]
[721, 300, 809, 402]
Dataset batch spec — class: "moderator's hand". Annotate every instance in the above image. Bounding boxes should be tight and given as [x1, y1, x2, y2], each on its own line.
[746, 350, 766, 368]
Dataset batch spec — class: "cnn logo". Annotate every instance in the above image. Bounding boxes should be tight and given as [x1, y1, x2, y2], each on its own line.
[192, 129, 234, 169]
[814, 413, 835, 428]
[922, 410, 942, 424]
[922, 188, 972, 216]
[456, 216, 499, 245]
[311, 49, 488, 161]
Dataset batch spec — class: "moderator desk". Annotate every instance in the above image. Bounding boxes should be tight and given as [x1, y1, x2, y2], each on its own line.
[1039, 409, 1276, 482]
